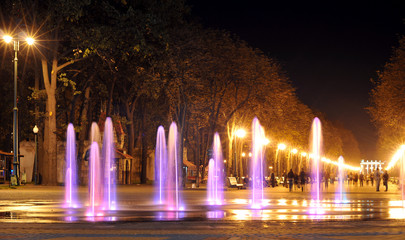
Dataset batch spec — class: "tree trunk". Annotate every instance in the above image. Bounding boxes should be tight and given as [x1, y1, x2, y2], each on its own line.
[44, 89, 57, 185]
[41, 58, 58, 185]
[140, 101, 147, 184]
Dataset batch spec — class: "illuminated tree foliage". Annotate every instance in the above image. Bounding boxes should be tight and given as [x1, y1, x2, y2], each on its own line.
[0, 0, 361, 184]
[369, 36, 405, 157]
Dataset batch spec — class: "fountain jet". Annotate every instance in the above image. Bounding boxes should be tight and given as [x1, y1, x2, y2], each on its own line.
[251, 117, 265, 209]
[65, 123, 78, 208]
[207, 133, 224, 205]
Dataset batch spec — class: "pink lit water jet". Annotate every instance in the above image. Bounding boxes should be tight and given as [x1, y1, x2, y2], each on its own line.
[167, 122, 183, 210]
[65, 123, 78, 208]
[251, 117, 265, 209]
[88, 142, 103, 216]
[207, 133, 224, 205]
[102, 117, 116, 210]
[155, 126, 167, 204]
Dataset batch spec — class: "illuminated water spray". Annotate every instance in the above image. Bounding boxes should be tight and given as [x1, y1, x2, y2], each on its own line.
[102, 117, 116, 210]
[310, 117, 322, 203]
[207, 133, 224, 205]
[251, 117, 265, 209]
[90, 122, 101, 145]
[167, 122, 183, 210]
[88, 142, 103, 216]
[401, 146, 405, 207]
[65, 123, 78, 208]
[155, 126, 167, 204]
[337, 156, 345, 203]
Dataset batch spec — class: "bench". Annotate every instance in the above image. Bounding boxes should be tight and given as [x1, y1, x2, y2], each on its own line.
[228, 177, 245, 189]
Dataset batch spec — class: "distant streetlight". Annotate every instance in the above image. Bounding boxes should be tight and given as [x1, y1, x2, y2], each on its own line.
[290, 148, 298, 172]
[234, 128, 246, 177]
[235, 129, 246, 138]
[278, 143, 286, 150]
[33, 125, 38, 184]
[2, 32, 35, 185]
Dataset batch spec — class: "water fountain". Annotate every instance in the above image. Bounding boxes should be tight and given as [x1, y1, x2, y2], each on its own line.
[90, 122, 101, 145]
[65, 123, 79, 208]
[88, 142, 103, 216]
[102, 117, 116, 210]
[309, 117, 324, 214]
[251, 117, 265, 209]
[166, 122, 183, 210]
[155, 126, 167, 204]
[337, 156, 345, 203]
[207, 133, 224, 205]
[310, 117, 322, 202]
[400, 145, 405, 207]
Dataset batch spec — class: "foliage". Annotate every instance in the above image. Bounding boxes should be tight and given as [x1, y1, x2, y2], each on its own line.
[369, 36, 405, 157]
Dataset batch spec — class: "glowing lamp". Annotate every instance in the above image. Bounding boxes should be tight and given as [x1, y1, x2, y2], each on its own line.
[3, 35, 12, 43]
[278, 143, 286, 150]
[25, 37, 35, 45]
[235, 129, 246, 138]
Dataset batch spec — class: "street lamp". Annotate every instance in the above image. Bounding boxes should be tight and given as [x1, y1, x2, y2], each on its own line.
[33, 125, 38, 184]
[277, 143, 286, 177]
[300, 152, 307, 170]
[2, 33, 35, 185]
[291, 148, 298, 173]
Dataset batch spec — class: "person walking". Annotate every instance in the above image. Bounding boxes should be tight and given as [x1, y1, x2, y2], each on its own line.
[287, 169, 294, 192]
[299, 168, 306, 192]
[359, 172, 364, 187]
[375, 167, 381, 192]
[370, 172, 374, 186]
[324, 171, 329, 189]
[382, 170, 389, 192]
[270, 172, 275, 188]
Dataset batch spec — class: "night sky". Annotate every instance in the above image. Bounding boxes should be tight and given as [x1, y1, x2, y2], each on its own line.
[188, 0, 405, 159]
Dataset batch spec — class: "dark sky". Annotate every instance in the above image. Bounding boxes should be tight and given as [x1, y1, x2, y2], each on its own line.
[188, 0, 405, 159]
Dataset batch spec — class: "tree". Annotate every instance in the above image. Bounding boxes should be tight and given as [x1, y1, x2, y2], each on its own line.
[369, 36, 405, 157]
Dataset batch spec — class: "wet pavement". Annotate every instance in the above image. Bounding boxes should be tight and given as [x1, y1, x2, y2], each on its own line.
[0, 183, 404, 239]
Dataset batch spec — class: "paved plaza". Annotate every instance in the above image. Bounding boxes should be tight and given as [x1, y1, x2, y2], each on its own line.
[0, 183, 404, 239]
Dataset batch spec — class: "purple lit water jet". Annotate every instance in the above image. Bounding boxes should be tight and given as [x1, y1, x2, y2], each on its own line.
[65, 123, 78, 208]
[88, 142, 103, 216]
[167, 122, 183, 210]
[207, 133, 224, 205]
[155, 126, 167, 204]
[251, 117, 265, 209]
[102, 117, 116, 210]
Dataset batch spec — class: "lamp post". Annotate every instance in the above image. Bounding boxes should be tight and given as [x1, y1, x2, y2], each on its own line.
[33, 125, 38, 184]
[2, 34, 35, 185]
[234, 129, 246, 178]
[291, 148, 298, 172]
[300, 152, 307, 171]
[277, 143, 286, 177]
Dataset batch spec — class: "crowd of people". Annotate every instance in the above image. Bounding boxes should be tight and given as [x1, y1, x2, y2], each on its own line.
[240, 167, 391, 193]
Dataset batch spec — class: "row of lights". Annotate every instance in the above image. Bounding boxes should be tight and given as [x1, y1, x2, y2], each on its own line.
[3, 35, 35, 45]
[277, 143, 360, 171]
[236, 127, 362, 172]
